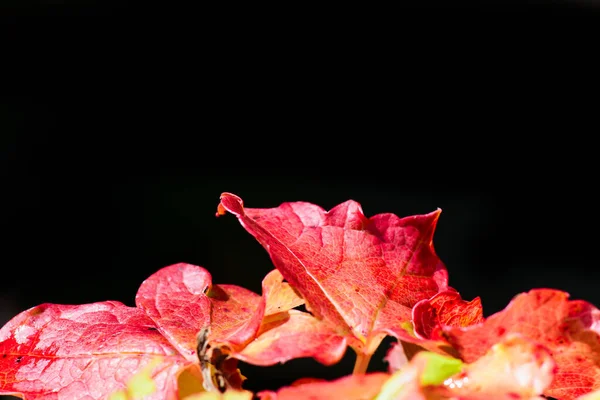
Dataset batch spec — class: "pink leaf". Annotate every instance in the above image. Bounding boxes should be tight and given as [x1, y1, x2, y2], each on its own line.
[136, 263, 345, 368]
[136, 263, 265, 358]
[0, 301, 189, 400]
[217, 193, 448, 355]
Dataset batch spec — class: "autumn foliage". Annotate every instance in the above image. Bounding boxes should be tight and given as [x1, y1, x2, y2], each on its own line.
[2, 193, 599, 400]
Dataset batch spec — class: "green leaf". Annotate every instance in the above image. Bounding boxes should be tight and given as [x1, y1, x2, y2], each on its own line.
[375, 352, 463, 400]
[419, 352, 463, 386]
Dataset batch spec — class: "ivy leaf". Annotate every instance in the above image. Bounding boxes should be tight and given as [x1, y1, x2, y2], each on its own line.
[412, 290, 483, 341]
[135, 263, 264, 359]
[394, 290, 484, 358]
[217, 193, 449, 357]
[441, 288, 600, 400]
[136, 263, 347, 370]
[0, 263, 328, 399]
[0, 301, 190, 399]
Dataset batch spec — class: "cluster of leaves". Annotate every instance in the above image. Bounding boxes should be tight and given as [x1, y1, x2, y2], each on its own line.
[2, 192, 600, 400]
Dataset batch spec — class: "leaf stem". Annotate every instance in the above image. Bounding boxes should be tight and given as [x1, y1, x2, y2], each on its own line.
[353, 352, 372, 375]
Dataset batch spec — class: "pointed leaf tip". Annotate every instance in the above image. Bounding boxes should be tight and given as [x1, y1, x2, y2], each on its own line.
[217, 193, 244, 217]
[217, 193, 449, 357]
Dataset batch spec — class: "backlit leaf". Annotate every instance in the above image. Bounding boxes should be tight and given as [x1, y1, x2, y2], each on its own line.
[418, 352, 463, 386]
[217, 193, 449, 357]
[136, 263, 347, 372]
[136, 263, 263, 359]
[237, 310, 346, 366]
[376, 334, 555, 400]
[109, 357, 163, 400]
[0, 302, 189, 400]
[442, 289, 600, 399]
[412, 290, 483, 340]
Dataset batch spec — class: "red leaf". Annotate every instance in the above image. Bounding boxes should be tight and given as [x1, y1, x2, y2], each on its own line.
[257, 372, 390, 400]
[0, 301, 189, 400]
[136, 263, 264, 359]
[134, 263, 212, 360]
[136, 263, 347, 368]
[442, 288, 600, 400]
[0, 264, 314, 399]
[217, 193, 448, 355]
[412, 290, 483, 340]
[379, 291, 483, 366]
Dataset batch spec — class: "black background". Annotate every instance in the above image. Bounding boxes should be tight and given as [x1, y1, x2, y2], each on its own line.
[2, 1, 600, 397]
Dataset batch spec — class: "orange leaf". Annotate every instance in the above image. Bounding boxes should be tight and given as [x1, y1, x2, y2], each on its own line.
[442, 289, 600, 400]
[377, 334, 555, 400]
[257, 372, 390, 400]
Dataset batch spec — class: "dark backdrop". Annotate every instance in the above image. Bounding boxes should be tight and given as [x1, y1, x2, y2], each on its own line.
[2, 1, 600, 396]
